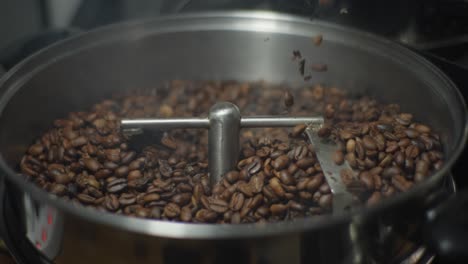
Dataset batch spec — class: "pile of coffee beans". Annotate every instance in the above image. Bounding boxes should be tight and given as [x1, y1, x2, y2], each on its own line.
[19, 81, 444, 223]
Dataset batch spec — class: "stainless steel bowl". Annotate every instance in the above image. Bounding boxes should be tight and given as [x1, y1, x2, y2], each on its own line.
[0, 12, 466, 264]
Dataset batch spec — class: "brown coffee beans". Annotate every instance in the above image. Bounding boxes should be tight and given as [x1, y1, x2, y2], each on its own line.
[19, 81, 443, 224]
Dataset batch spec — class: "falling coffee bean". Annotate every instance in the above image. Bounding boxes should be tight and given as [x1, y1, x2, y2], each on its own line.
[284, 90, 294, 107]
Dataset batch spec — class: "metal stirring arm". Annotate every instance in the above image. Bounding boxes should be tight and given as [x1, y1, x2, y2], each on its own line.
[121, 102, 323, 186]
[305, 124, 355, 214]
[121, 101, 356, 214]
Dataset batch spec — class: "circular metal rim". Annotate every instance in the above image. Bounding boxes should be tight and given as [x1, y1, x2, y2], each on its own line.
[0, 11, 466, 239]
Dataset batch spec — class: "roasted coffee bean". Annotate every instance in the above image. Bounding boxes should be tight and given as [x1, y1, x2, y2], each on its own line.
[272, 155, 290, 170]
[158, 159, 173, 178]
[160, 188, 176, 200]
[376, 123, 393, 133]
[340, 169, 354, 186]
[363, 136, 377, 150]
[263, 185, 278, 201]
[141, 193, 160, 204]
[171, 193, 191, 206]
[346, 139, 356, 153]
[128, 176, 151, 190]
[298, 191, 312, 200]
[270, 204, 288, 216]
[243, 147, 255, 158]
[94, 169, 111, 179]
[396, 113, 413, 125]
[339, 130, 353, 141]
[394, 151, 405, 166]
[250, 194, 264, 209]
[383, 132, 398, 141]
[77, 193, 96, 204]
[49, 169, 71, 184]
[87, 185, 103, 198]
[374, 133, 387, 151]
[355, 139, 365, 159]
[83, 158, 101, 172]
[312, 34, 323, 46]
[414, 160, 430, 183]
[128, 158, 145, 171]
[369, 166, 383, 176]
[317, 126, 331, 138]
[164, 203, 181, 218]
[127, 170, 143, 181]
[255, 206, 270, 218]
[161, 134, 177, 150]
[107, 178, 127, 193]
[319, 183, 331, 194]
[269, 178, 285, 197]
[209, 198, 229, 213]
[28, 144, 44, 156]
[392, 133, 407, 145]
[180, 206, 192, 222]
[219, 185, 236, 201]
[415, 160, 429, 176]
[270, 150, 284, 159]
[318, 194, 332, 210]
[284, 90, 294, 107]
[379, 154, 393, 167]
[250, 173, 265, 193]
[246, 157, 262, 175]
[195, 209, 217, 223]
[287, 163, 299, 176]
[392, 175, 413, 192]
[149, 207, 161, 219]
[382, 166, 400, 179]
[239, 200, 252, 218]
[277, 170, 295, 185]
[71, 136, 87, 147]
[230, 212, 241, 224]
[291, 124, 307, 138]
[230, 192, 245, 211]
[115, 166, 129, 178]
[405, 145, 419, 159]
[292, 145, 308, 160]
[212, 184, 225, 196]
[404, 129, 419, 139]
[306, 173, 323, 192]
[135, 208, 150, 218]
[296, 158, 315, 169]
[119, 193, 136, 206]
[363, 157, 376, 169]
[360, 171, 375, 190]
[256, 147, 271, 158]
[345, 153, 357, 168]
[121, 151, 136, 164]
[237, 181, 255, 197]
[50, 184, 67, 196]
[414, 124, 431, 134]
[288, 200, 305, 211]
[404, 158, 415, 172]
[332, 150, 344, 165]
[104, 194, 120, 211]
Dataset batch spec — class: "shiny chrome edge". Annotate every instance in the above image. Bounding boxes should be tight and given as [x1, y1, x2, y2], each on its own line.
[0, 11, 466, 239]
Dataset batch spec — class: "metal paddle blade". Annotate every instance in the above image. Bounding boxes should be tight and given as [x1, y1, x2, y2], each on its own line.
[305, 124, 355, 215]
